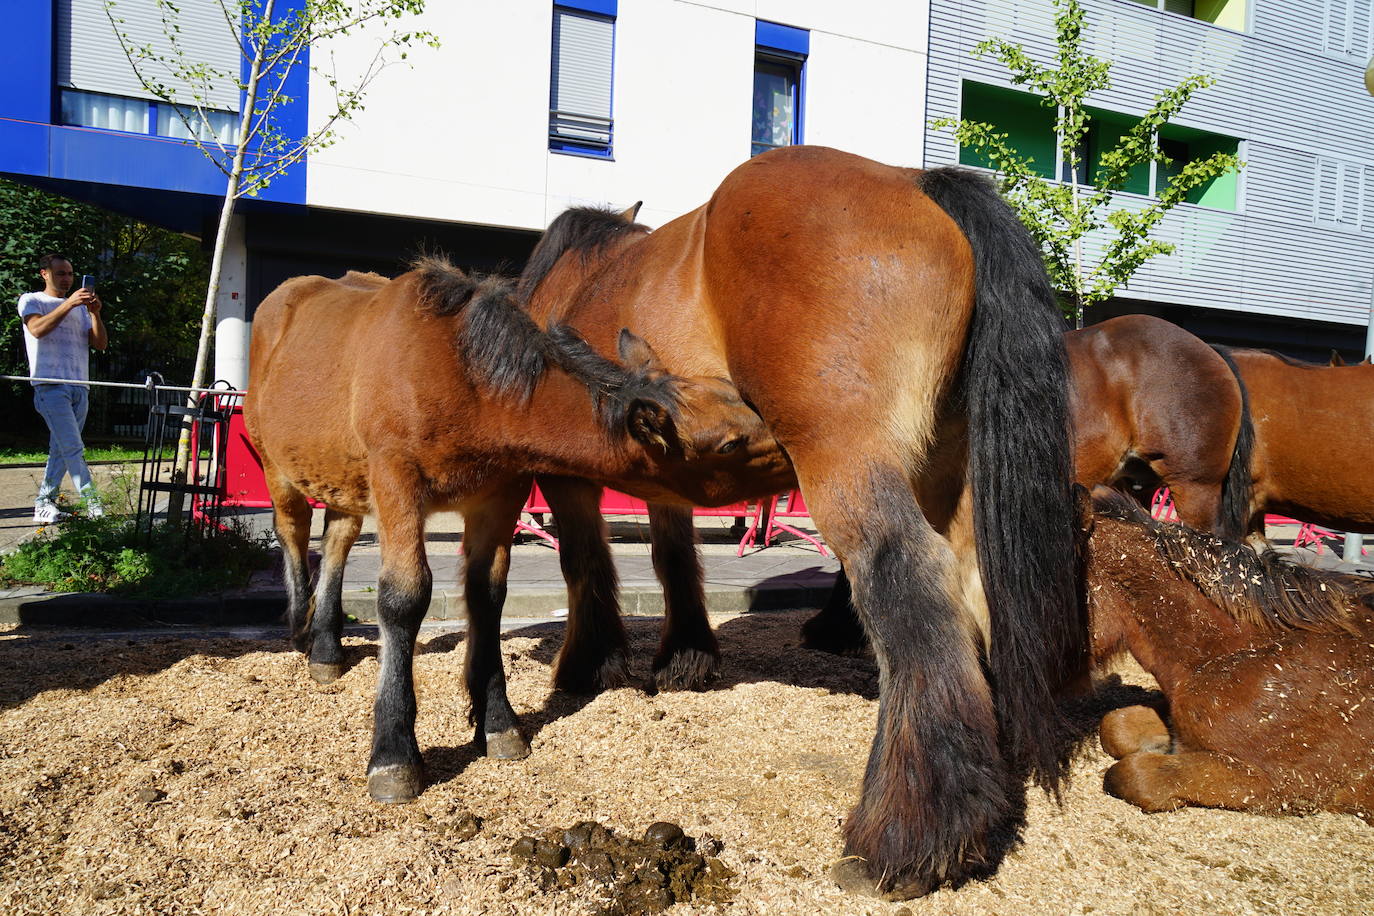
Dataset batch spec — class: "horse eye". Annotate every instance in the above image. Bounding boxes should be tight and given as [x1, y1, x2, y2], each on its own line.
[717, 436, 746, 455]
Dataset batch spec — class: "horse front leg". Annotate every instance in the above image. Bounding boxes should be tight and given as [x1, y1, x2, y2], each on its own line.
[647, 503, 719, 691]
[1104, 749, 1277, 813]
[366, 475, 432, 804]
[1100, 705, 1172, 759]
[461, 483, 531, 759]
[262, 461, 314, 655]
[806, 464, 1011, 900]
[303, 509, 363, 684]
[539, 476, 631, 694]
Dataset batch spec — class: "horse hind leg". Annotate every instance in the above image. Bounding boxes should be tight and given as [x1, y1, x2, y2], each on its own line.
[648, 503, 719, 691]
[1104, 750, 1277, 813]
[303, 509, 363, 684]
[809, 464, 1011, 900]
[539, 476, 630, 694]
[460, 482, 532, 760]
[800, 570, 869, 656]
[1100, 705, 1172, 759]
[263, 462, 314, 654]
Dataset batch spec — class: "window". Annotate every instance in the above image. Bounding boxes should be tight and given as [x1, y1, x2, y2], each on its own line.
[957, 81, 1240, 210]
[55, 0, 241, 131]
[958, 83, 1056, 178]
[751, 21, 808, 157]
[59, 88, 237, 143]
[1322, 1, 1374, 60]
[1127, 0, 1248, 30]
[1156, 125, 1240, 208]
[549, 1, 616, 158]
[1314, 156, 1366, 230]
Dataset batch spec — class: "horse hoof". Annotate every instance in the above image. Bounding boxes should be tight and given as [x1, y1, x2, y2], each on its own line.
[485, 728, 530, 760]
[829, 857, 933, 901]
[652, 648, 720, 692]
[367, 764, 423, 804]
[308, 662, 344, 685]
[1100, 706, 1171, 759]
[553, 653, 630, 695]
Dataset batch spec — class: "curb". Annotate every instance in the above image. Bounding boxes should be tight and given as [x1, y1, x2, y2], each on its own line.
[0, 577, 838, 629]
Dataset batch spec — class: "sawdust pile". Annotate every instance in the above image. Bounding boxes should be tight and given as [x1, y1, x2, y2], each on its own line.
[1, 611, 1371, 915]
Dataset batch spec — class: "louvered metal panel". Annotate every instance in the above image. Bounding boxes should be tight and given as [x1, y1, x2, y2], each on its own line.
[57, 0, 240, 111]
[925, 0, 1374, 325]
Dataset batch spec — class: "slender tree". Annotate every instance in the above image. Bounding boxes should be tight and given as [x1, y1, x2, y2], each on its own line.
[931, 0, 1241, 326]
[106, 0, 436, 518]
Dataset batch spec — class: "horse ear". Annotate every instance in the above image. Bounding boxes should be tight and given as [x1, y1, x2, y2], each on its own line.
[1330, 349, 1346, 367]
[627, 398, 676, 452]
[620, 201, 643, 222]
[617, 328, 665, 372]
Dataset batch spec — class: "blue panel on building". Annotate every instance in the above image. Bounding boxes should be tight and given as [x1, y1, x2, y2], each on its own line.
[0, 121, 52, 176]
[756, 20, 810, 56]
[0, 0, 306, 207]
[0, 0, 54, 123]
[558, 0, 617, 17]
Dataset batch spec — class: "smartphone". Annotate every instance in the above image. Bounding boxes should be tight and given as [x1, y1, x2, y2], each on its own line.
[81, 275, 96, 292]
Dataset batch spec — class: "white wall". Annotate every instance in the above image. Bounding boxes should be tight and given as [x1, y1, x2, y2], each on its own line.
[306, 1, 931, 232]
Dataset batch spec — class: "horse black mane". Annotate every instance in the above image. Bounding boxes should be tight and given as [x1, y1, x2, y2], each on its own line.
[1091, 489, 1374, 634]
[411, 255, 678, 435]
[515, 205, 646, 304]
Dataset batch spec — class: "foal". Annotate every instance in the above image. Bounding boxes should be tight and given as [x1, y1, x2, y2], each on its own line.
[244, 261, 787, 803]
[1085, 489, 1374, 816]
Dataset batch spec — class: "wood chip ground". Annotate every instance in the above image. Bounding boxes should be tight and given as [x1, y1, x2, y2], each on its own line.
[1, 611, 1370, 915]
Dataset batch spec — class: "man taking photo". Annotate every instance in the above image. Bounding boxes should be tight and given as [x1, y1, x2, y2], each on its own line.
[17, 253, 109, 524]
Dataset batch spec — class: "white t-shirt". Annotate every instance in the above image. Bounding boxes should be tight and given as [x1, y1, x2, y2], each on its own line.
[17, 292, 92, 386]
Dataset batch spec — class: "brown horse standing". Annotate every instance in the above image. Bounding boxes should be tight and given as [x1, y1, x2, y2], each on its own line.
[1228, 349, 1374, 535]
[1084, 489, 1374, 817]
[1067, 314, 1253, 539]
[519, 146, 1086, 898]
[244, 261, 788, 803]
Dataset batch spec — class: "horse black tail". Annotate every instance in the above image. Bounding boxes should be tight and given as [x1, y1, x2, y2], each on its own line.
[916, 167, 1087, 791]
[1211, 345, 1256, 540]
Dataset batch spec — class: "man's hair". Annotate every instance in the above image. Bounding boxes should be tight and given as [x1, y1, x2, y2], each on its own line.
[38, 254, 71, 271]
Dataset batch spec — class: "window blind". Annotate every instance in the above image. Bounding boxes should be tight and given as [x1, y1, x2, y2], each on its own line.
[57, 0, 241, 112]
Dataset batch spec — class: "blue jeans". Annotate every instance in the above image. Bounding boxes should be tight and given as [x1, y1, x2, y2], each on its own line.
[33, 384, 93, 504]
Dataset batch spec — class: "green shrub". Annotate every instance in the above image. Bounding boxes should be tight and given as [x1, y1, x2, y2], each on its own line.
[2, 512, 273, 598]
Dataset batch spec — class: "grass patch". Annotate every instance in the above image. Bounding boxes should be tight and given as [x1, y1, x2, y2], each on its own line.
[0, 444, 172, 465]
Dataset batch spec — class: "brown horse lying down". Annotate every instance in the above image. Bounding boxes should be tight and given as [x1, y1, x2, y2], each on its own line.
[244, 262, 789, 803]
[1228, 348, 1374, 536]
[1085, 489, 1374, 816]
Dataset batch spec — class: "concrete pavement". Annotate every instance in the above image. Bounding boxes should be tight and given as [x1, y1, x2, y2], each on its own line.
[0, 463, 840, 628]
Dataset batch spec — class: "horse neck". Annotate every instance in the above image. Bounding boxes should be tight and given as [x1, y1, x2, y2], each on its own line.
[508, 372, 645, 481]
[1088, 529, 1252, 694]
[525, 231, 647, 328]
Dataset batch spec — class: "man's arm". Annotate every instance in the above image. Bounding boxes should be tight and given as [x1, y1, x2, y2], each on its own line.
[22, 289, 95, 338]
[87, 296, 107, 350]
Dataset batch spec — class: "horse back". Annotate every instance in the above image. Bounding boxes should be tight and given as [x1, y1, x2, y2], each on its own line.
[693, 146, 974, 452]
[1230, 349, 1374, 530]
[1066, 315, 1243, 491]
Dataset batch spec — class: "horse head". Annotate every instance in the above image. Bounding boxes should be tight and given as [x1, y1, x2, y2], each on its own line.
[612, 329, 790, 506]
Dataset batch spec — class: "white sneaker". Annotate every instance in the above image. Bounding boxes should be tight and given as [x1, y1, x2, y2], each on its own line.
[34, 502, 67, 525]
[85, 500, 105, 519]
